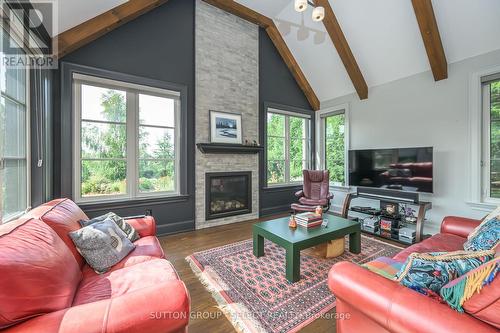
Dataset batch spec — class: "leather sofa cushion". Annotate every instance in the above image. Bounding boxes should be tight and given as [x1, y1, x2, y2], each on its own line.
[393, 233, 466, 262]
[463, 273, 500, 329]
[73, 259, 179, 306]
[5, 281, 190, 333]
[0, 218, 82, 329]
[81, 235, 165, 279]
[27, 198, 88, 267]
[299, 197, 328, 206]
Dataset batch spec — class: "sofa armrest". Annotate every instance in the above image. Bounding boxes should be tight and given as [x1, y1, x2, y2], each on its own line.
[2, 280, 190, 333]
[440, 216, 481, 238]
[295, 190, 304, 198]
[328, 262, 497, 333]
[125, 215, 157, 237]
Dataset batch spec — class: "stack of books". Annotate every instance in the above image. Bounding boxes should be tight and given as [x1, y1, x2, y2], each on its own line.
[295, 212, 323, 228]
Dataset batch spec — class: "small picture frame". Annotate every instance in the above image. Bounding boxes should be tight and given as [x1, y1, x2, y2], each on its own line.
[210, 110, 242, 144]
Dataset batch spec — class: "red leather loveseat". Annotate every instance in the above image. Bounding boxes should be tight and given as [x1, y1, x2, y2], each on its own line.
[328, 216, 499, 333]
[0, 198, 190, 333]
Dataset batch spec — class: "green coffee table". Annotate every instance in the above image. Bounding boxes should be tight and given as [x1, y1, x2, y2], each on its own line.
[253, 214, 361, 283]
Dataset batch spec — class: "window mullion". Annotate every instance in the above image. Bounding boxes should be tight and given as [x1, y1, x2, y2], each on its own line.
[483, 85, 492, 200]
[73, 82, 82, 201]
[126, 92, 138, 199]
[285, 115, 290, 183]
[323, 118, 327, 170]
[303, 120, 308, 169]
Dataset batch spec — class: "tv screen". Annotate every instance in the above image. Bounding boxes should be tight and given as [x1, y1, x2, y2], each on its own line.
[348, 147, 433, 193]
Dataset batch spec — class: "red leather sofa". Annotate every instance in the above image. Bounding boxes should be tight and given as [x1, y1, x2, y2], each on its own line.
[0, 198, 190, 333]
[328, 216, 499, 333]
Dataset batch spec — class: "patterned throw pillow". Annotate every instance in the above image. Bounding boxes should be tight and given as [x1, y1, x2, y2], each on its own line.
[69, 218, 135, 273]
[80, 212, 139, 242]
[463, 217, 500, 251]
[440, 257, 499, 312]
[481, 205, 500, 223]
[396, 250, 495, 295]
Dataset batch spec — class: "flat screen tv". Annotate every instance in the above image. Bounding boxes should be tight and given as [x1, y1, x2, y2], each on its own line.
[348, 147, 433, 193]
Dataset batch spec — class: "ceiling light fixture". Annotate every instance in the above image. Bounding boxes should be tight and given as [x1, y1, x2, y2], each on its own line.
[294, 0, 325, 22]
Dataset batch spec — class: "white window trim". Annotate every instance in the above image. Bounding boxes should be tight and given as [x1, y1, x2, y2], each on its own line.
[466, 65, 500, 210]
[266, 107, 312, 187]
[0, 25, 31, 223]
[315, 103, 350, 189]
[72, 74, 181, 204]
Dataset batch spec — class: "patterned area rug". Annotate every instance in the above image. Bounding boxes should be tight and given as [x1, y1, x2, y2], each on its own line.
[186, 235, 402, 333]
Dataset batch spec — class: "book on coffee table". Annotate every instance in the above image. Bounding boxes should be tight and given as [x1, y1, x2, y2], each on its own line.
[295, 212, 323, 229]
[295, 212, 322, 222]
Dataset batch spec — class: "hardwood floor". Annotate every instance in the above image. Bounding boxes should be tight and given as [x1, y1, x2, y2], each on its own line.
[159, 214, 337, 333]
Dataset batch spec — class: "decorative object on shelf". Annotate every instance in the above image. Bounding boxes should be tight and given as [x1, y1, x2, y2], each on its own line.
[382, 202, 399, 218]
[209, 110, 242, 144]
[243, 140, 259, 147]
[402, 205, 417, 224]
[294, 0, 325, 22]
[289, 214, 297, 229]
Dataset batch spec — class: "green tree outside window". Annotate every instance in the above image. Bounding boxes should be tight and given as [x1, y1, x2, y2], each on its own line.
[267, 111, 310, 185]
[324, 113, 345, 185]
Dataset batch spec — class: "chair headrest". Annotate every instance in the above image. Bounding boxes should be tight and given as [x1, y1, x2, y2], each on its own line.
[304, 170, 328, 182]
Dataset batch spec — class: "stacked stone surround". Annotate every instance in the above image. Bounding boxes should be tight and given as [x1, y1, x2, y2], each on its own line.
[195, 0, 259, 229]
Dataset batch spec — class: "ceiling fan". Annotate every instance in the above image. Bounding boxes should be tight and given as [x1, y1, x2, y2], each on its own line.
[294, 0, 325, 22]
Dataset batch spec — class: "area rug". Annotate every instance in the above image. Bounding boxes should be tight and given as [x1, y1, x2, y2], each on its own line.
[186, 235, 402, 333]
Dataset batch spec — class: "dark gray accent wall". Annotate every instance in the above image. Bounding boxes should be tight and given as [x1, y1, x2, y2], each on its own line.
[52, 0, 314, 232]
[258, 29, 315, 216]
[55, 0, 195, 235]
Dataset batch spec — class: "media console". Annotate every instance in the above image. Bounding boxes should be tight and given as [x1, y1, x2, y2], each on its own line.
[345, 187, 432, 244]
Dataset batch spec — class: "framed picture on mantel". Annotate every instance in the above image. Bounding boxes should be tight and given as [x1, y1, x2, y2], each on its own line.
[210, 110, 242, 144]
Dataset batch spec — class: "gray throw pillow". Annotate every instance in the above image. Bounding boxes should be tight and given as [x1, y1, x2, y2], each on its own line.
[69, 218, 135, 273]
[80, 212, 139, 242]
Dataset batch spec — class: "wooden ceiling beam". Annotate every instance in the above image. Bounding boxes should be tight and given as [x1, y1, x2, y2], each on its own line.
[56, 0, 169, 58]
[203, 0, 320, 110]
[202, 0, 273, 28]
[411, 0, 448, 81]
[315, 0, 368, 100]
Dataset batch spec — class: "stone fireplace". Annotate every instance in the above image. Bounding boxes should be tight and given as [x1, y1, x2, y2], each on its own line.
[205, 172, 251, 220]
[195, 1, 259, 229]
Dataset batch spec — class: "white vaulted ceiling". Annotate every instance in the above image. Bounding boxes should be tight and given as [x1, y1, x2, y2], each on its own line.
[55, 0, 128, 36]
[52, 0, 500, 102]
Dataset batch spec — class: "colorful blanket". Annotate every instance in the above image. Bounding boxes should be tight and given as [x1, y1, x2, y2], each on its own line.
[362, 256, 403, 280]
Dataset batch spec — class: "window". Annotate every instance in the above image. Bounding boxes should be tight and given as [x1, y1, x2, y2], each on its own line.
[318, 107, 347, 186]
[482, 75, 500, 201]
[0, 27, 30, 222]
[73, 74, 180, 202]
[266, 109, 311, 185]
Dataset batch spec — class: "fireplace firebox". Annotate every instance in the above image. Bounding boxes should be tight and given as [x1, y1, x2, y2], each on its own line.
[205, 172, 251, 220]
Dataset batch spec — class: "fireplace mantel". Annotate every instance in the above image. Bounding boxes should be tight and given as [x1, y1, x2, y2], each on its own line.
[197, 143, 264, 154]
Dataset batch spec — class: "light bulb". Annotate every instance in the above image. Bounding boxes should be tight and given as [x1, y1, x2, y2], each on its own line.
[295, 0, 308, 13]
[312, 6, 325, 21]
